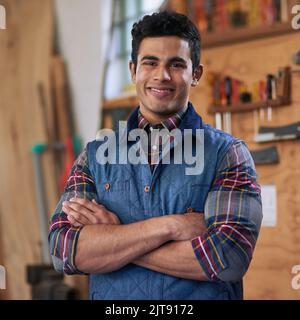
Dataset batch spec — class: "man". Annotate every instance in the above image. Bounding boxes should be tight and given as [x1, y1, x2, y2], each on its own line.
[49, 11, 262, 300]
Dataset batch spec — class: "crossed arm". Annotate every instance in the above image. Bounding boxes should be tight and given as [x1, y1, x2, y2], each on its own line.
[62, 197, 208, 280]
[49, 141, 262, 282]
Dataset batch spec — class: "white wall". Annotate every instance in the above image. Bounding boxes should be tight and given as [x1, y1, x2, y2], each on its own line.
[54, 0, 112, 145]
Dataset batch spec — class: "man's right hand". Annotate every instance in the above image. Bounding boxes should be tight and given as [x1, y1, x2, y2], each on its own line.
[168, 212, 207, 241]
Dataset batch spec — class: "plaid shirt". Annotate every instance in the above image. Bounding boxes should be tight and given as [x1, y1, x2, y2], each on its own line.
[48, 149, 95, 274]
[137, 107, 186, 171]
[49, 109, 262, 280]
[191, 141, 262, 281]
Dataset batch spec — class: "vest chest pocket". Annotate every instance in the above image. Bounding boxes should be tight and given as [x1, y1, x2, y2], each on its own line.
[160, 182, 208, 215]
[96, 180, 132, 224]
[186, 183, 210, 213]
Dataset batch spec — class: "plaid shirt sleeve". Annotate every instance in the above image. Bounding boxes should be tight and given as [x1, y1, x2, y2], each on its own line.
[191, 140, 263, 282]
[48, 147, 97, 275]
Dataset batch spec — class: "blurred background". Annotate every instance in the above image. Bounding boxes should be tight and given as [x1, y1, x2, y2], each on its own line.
[0, 0, 300, 300]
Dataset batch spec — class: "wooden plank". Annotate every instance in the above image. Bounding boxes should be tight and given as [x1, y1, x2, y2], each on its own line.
[186, 0, 299, 49]
[202, 22, 298, 49]
[208, 98, 291, 115]
[51, 55, 73, 141]
[0, 0, 58, 299]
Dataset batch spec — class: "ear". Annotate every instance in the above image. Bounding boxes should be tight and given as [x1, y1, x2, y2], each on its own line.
[129, 61, 136, 83]
[191, 64, 203, 87]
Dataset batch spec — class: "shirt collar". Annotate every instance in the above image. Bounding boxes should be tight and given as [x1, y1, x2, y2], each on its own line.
[137, 105, 188, 131]
[125, 102, 203, 134]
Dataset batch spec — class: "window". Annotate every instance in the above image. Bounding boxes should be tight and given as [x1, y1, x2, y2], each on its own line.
[104, 0, 165, 99]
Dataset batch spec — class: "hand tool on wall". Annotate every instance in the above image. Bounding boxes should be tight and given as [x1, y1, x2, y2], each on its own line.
[254, 121, 300, 143]
[28, 142, 77, 299]
[266, 74, 275, 121]
[250, 146, 279, 165]
[215, 76, 222, 130]
[207, 72, 222, 130]
[220, 78, 228, 132]
[215, 112, 222, 131]
[258, 80, 266, 122]
[224, 76, 232, 134]
[280, 66, 291, 103]
[251, 81, 262, 130]
[31, 143, 57, 265]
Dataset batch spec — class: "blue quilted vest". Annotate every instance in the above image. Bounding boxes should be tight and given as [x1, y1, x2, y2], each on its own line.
[86, 103, 243, 300]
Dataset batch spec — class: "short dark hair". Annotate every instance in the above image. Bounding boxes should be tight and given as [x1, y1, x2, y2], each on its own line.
[131, 11, 201, 72]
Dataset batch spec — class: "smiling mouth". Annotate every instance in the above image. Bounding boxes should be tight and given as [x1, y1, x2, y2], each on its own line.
[147, 87, 174, 98]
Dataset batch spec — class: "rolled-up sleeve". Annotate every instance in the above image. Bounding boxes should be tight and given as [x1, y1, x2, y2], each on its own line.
[191, 140, 263, 282]
[48, 147, 97, 275]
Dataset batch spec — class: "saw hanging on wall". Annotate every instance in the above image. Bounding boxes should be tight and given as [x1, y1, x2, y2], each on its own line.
[254, 121, 300, 143]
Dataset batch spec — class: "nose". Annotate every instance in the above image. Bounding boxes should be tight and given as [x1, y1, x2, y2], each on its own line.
[153, 65, 171, 82]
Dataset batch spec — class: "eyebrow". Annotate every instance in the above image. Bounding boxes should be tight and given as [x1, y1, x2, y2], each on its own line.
[141, 55, 187, 64]
[169, 57, 187, 64]
[141, 55, 159, 61]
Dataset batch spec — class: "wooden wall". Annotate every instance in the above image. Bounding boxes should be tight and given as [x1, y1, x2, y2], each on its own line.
[190, 31, 300, 299]
[0, 0, 58, 299]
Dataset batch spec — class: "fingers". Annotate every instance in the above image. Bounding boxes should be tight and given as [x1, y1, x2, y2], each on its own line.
[62, 197, 115, 225]
[66, 214, 83, 228]
[62, 197, 122, 227]
[71, 198, 117, 224]
[96, 203, 117, 223]
[92, 199, 106, 209]
[62, 201, 98, 225]
[63, 203, 91, 225]
[70, 197, 103, 212]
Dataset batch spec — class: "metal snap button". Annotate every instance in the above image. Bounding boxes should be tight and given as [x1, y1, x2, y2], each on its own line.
[144, 185, 150, 193]
[105, 183, 110, 190]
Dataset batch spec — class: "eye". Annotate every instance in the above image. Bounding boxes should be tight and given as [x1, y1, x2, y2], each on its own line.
[170, 63, 185, 69]
[143, 61, 157, 66]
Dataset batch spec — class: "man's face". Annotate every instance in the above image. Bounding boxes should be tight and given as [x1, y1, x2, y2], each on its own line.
[130, 36, 202, 123]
